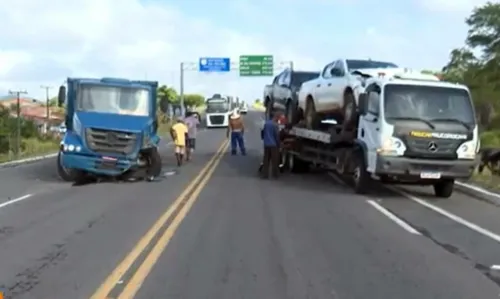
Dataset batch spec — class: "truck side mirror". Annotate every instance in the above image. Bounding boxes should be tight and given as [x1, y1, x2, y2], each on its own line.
[57, 85, 66, 107]
[159, 98, 169, 113]
[358, 93, 368, 115]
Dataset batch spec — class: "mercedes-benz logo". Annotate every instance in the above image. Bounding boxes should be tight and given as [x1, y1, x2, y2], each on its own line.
[428, 141, 438, 152]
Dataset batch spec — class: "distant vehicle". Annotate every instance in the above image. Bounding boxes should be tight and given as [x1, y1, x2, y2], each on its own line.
[205, 94, 230, 128]
[57, 77, 164, 183]
[297, 59, 399, 129]
[263, 69, 319, 120]
[240, 102, 248, 114]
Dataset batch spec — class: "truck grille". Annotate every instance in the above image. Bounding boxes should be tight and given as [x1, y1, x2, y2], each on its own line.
[209, 115, 225, 125]
[86, 128, 138, 155]
[404, 137, 462, 159]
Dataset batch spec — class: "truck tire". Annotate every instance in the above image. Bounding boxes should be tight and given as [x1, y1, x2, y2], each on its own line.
[57, 151, 74, 181]
[342, 91, 357, 132]
[304, 97, 319, 129]
[433, 179, 454, 198]
[265, 99, 273, 119]
[352, 151, 371, 194]
[289, 154, 310, 173]
[285, 100, 299, 125]
[145, 147, 162, 177]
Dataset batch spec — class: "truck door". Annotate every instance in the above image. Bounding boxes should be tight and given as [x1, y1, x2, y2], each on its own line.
[328, 60, 349, 109]
[358, 83, 381, 172]
[315, 62, 335, 112]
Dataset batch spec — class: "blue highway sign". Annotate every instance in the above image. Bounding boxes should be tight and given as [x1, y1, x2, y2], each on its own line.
[199, 57, 230, 72]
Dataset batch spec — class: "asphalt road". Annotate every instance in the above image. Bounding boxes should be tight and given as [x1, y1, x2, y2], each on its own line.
[0, 111, 499, 299]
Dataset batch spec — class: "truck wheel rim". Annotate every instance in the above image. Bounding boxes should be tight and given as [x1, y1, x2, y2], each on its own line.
[353, 166, 360, 183]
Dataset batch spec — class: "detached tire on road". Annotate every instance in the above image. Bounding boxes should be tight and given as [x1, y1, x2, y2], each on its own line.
[433, 179, 454, 198]
[145, 147, 162, 177]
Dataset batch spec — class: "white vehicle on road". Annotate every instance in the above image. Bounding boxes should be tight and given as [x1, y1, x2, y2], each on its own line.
[205, 94, 230, 128]
[297, 59, 401, 129]
[240, 102, 248, 114]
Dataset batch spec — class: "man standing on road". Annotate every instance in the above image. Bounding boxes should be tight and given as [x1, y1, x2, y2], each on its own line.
[170, 117, 188, 166]
[184, 111, 200, 161]
[227, 109, 246, 155]
[260, 112, 281, 179]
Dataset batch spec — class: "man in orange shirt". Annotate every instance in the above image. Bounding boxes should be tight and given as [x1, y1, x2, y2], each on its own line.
[226, 109, 246, 155]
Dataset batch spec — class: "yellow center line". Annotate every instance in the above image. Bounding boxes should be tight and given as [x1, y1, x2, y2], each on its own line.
[90, 139, 228, 299]
[116, 140, 229, 299]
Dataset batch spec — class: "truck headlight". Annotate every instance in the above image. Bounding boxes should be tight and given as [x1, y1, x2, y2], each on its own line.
[457, 140, 477, 159]
[377, 137, 405, 156]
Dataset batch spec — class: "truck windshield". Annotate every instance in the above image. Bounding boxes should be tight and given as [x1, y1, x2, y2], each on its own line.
[347, 60, 398, 70]
[206, 101, 229, 113]
[383, 84, 475, 126]
[77, 85, 150, 116]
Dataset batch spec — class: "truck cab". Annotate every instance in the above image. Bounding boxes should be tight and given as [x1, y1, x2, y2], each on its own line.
[356, 71, 479, 196]
[205, 94, 230, 128]
[57, 77, 164, 182]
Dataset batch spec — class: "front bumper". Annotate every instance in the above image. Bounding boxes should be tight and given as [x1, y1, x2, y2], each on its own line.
[375, 155, 478, 180]
[61, 152, 137, 176]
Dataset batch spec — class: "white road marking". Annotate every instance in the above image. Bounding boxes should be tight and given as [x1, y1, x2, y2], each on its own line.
[0, 194, 33, 209]
[388, 186, 500, 244]
[367, 199, 421, 235]
[491, 265, 500, 271]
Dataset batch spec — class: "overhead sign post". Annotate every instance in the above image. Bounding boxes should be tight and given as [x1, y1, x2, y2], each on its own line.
[198, 57, 231, 72]
[239, 55, 274, 76]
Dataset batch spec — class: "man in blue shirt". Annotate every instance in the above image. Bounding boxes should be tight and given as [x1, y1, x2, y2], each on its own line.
[260, 112, 281, 179]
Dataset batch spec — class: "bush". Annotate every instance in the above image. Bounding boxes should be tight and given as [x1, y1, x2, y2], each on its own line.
[480, 130, 500, 147]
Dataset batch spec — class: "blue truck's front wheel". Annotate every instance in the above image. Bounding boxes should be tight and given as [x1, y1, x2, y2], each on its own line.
[57, 151, 88, 183]
[57, 151, 74, 181]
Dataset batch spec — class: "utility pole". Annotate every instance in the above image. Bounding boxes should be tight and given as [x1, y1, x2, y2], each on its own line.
[40, 85, 52, 133]
[8, 89, 28, 158]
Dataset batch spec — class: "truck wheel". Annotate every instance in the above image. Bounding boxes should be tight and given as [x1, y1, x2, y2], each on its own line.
[145, 147, 162, 177]
[265, 99, 273, 119]
[289, 154, 310, 173]
[285, 100, 298, 125]
[352, 151, 371, 194]
[342, 91, 357, 131]
[433, 179, 454, 198]
[57, 151, 74, 181]
[305, 98, 319, 129]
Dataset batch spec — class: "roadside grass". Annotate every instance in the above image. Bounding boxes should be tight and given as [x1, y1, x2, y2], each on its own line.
[0, 138, 60, 163]
[470, 168, 500, 191]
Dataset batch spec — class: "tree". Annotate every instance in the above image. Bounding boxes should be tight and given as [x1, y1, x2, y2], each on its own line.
[254, 99, 261, 104]
[157, 85, 178, 104]
[183, 94, 205, 107]
[441, 2, 500, 129]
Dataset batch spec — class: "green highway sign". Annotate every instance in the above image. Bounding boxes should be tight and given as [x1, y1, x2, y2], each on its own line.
[239, 55, 274, 76]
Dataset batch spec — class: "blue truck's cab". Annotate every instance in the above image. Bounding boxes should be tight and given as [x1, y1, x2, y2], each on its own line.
[57, 77, 165, 182]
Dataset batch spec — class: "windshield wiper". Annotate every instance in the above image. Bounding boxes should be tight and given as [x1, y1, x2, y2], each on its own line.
[429, 118, 471, 130]
[387, 117, 435, 129]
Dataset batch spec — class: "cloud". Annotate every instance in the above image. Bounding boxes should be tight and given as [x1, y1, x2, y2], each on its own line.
[0, 0, 320, 101]
[0, 0, 489, 101]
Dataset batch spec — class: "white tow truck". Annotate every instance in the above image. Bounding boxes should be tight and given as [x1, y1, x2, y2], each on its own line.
[280, 70, 479, 198]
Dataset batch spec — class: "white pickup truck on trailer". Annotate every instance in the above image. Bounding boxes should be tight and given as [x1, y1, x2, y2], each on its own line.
[280, 69, 479, 198]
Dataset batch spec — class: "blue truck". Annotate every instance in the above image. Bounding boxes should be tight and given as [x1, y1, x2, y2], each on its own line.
[56, 77, 167, 183]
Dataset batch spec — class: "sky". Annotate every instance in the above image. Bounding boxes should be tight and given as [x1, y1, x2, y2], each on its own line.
[0, 0, 489, 103]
